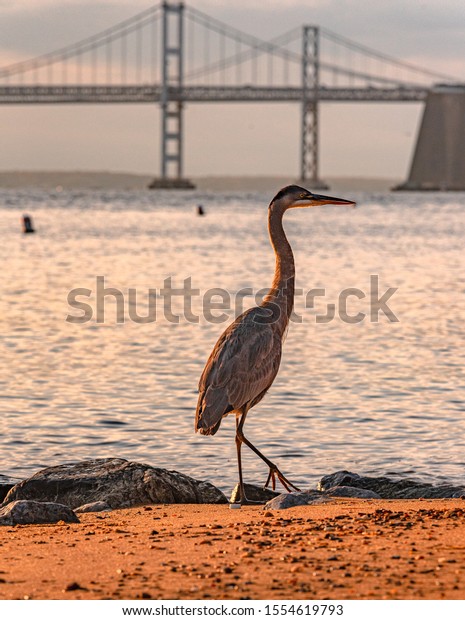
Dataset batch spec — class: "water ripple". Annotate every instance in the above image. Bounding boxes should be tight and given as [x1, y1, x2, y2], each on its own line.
[0, 188, 464, 491]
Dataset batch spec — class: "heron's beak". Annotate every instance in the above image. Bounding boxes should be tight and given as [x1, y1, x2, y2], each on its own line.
[309, 193, 356, 207]
[291, 192, 356, 209]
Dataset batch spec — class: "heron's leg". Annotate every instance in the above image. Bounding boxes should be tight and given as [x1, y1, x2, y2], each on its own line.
[236, 411, 301, 493]
[234, 412, 264, 505]
[234, 416, 246, 504]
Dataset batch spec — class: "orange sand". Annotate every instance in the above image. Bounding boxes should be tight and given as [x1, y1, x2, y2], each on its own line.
[1, 499, 465, 600]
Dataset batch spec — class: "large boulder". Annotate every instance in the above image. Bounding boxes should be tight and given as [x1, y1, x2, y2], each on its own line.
[0, 500, 79, 525]
[318, 470, 465, 499]
[2, 458, 227, 509]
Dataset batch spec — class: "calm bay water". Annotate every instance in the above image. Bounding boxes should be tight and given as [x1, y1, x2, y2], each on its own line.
[0, 187, 464, 493]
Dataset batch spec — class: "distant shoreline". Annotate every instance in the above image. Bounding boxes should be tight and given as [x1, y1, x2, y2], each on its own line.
[0, 171, 400, 192]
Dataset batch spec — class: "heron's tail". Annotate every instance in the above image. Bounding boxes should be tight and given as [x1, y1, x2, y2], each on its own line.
[196, 418, 222, 436]
[195, 393, 232, 436]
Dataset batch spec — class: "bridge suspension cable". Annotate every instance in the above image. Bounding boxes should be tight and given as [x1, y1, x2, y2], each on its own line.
[320, 27, 460, 84]
[184, 6, 303, 86]
[0, 4, 162, 83]
[0, 1, 461, 89]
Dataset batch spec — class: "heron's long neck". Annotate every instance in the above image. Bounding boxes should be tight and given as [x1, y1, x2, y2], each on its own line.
[262, 205, 295, 329]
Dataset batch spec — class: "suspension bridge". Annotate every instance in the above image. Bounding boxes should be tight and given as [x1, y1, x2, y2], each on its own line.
[0, 2, 462, 189]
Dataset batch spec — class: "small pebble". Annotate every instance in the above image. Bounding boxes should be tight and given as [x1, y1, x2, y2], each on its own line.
[64, 582, 85, 592]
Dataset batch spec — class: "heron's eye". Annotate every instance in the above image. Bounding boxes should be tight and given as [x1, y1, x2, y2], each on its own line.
[300, 193, 306, 198]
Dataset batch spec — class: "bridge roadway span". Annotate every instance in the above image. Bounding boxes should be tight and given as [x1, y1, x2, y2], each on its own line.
[0, 84, 428, 104]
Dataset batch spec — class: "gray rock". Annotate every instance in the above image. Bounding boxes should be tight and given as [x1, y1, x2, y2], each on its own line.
[0, 500, 79, 525]
[2, 458, 227, 509]
[264, 490, 327, 510]
[319, 471, 362, 490]
[75, 500, 112, 513]
[229, 483, 280, 504]
[318, 470, 465, 499]
[324, 485, 381, 499]
[262, 485, 381, 510]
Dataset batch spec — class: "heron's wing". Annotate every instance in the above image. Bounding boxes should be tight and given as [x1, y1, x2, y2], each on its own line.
[195, 307, 282, 435]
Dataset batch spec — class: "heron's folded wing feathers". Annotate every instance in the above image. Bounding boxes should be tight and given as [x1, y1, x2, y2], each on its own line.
[195, 308, 282, 434]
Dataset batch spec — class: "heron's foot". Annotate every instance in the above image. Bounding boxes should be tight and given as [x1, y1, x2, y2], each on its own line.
[264, 465, 301, 493]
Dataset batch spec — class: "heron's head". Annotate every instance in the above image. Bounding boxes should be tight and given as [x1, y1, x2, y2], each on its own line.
[270, 185, 356, 210]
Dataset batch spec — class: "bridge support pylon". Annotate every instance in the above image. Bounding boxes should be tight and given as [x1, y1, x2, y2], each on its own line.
[395, 85, 465, 191]
[299, 26, 328, 190]
[149, 1, 195, 190]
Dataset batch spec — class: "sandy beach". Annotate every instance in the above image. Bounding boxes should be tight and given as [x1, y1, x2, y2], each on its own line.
[1, 499, 465, 600]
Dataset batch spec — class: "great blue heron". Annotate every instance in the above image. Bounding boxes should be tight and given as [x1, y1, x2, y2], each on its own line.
[195, 185, 355, 504]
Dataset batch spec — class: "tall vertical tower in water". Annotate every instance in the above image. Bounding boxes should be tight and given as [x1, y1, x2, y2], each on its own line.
[396, 85, 465, 191]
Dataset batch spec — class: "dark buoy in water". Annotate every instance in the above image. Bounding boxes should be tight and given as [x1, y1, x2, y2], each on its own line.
[197, 205, 205, 216]
[22, 214, 35, 234]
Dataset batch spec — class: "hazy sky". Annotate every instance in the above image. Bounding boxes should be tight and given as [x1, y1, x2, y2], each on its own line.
[1, 0, 465, 180]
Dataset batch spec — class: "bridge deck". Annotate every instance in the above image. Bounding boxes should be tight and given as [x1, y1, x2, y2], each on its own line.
[0, 85, 428, 104]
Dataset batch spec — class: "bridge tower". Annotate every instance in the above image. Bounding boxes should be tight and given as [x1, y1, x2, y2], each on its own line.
[300, 26, 327, 189]
[149, 1, 194, 189]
